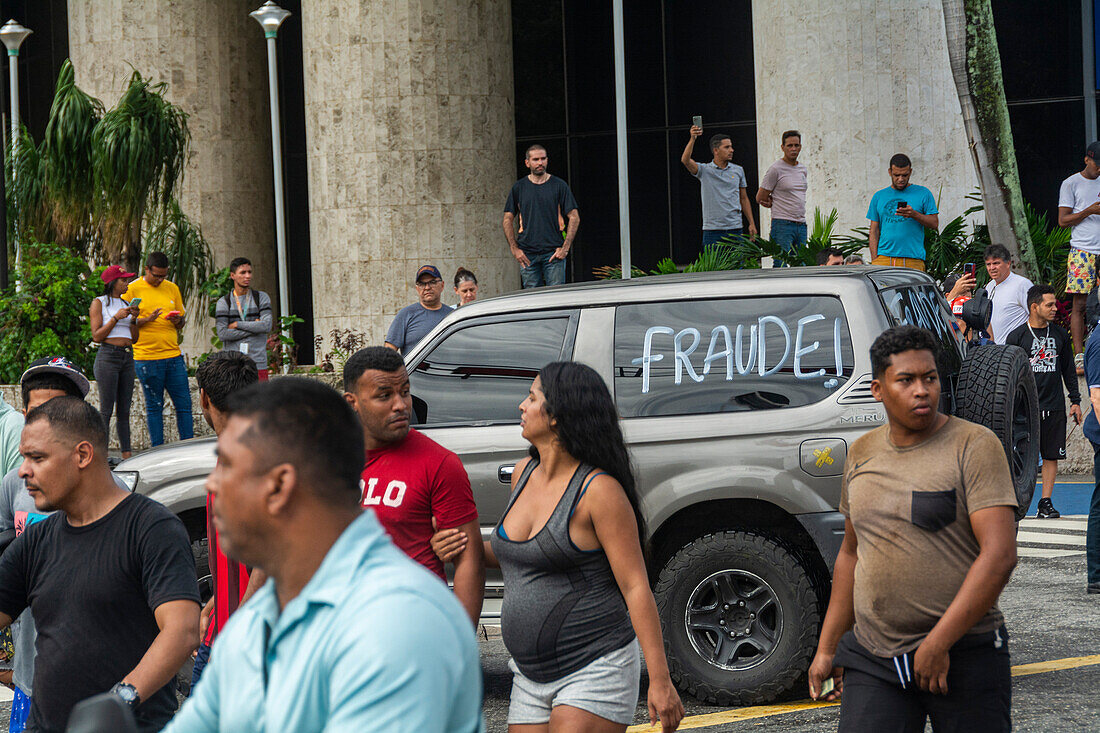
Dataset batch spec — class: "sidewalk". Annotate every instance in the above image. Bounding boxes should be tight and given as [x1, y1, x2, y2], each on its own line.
[1028, 475, 1094, 517]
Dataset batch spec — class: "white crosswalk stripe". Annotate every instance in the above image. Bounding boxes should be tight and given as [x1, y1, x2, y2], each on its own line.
[1017, 516, 1087, 558]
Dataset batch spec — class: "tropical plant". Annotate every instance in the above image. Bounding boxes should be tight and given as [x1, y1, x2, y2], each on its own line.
[1025, 203, 1072, 296]
[267, 314, 305, 373]
[942, 0, 1037, 277]
[0, 240, 97, 382]
[315, 327, 369, 373]
[728, 209, 862, 267]
[93, 68, 189, 271]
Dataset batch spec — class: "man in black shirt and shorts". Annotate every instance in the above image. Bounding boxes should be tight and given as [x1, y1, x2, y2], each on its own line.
[1006, 284, 1083, 518]
[0, 397, 200, 732]
[503, 144, 580, 288]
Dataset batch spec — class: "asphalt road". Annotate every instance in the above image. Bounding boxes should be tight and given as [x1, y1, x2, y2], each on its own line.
[479, 515, 1100, 732]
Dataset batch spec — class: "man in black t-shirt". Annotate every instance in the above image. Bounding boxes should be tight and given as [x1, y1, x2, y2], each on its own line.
[1006, 284, 1083, 519]
[503, 144, 580, 289]
[0, 397, 200, 732]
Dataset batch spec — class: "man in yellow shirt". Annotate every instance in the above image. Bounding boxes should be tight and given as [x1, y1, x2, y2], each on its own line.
[123, 252, 194, 446]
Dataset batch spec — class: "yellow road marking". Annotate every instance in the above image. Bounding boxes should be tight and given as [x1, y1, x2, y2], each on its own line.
[626, 654, 1100, 732]
[1011, 653, 1100, 677]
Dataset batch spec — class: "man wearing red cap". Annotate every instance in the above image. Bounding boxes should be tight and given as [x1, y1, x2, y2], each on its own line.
[385, 265, 453, 357]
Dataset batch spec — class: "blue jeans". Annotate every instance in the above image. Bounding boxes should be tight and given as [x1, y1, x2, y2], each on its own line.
[770, 218, 807, 267]
[135, 355, 193, 446]
[1090, 442, 1100, 584]
[701, 228, 742, 250]
[190, 642, 212, 693]
[520, 251, 567, 288]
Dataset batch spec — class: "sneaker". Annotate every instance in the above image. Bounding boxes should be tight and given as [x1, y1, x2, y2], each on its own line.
[1036, 498, 1060, 519]
[1089, 583, 1100, 595]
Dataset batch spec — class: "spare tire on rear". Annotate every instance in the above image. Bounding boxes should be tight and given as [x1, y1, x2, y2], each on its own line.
[954, 343, 1039, 520]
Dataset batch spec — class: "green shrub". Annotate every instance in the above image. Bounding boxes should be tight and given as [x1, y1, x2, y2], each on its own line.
[0, 241, 98, 383]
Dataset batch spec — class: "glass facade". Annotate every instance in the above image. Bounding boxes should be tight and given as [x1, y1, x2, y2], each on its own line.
[511, 0, 759, 280]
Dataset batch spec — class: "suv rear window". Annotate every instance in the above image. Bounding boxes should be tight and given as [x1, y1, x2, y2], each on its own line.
[878, 283, 963, 377]
[409, 317, 570, 425]
[614, 297, 855, 417]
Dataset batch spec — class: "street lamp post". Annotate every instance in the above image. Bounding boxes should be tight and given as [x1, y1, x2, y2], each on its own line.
[1, 20, 30, 277]
[250, 1, 291, 342]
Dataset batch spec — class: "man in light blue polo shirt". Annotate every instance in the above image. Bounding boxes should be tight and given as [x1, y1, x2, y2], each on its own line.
[165, 378, 483, 732]
[867, 153, 939, 271]
[681, 125, 757, 251]
[1081, 322, 1100, 595]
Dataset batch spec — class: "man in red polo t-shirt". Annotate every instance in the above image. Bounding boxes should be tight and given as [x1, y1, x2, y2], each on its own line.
[343, 347, 484, 625]
[192, 352, 259, 689]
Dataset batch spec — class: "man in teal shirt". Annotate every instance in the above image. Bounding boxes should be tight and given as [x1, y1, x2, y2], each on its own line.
[0, 394, 23, 476]
[867, 153, 939, 271]
[165, 378, 484, 733]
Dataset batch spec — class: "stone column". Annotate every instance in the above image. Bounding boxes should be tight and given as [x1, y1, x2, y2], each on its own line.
[752, 0, 979, 242]
[301, 0, 516, 346]
[66, 1, 276, 356]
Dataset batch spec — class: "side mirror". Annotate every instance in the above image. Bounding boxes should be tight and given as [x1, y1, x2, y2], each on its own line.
[65, 694, 137, 733]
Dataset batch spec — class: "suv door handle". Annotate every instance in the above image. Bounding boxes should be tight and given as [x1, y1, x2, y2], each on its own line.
[498, 464, 515, 484]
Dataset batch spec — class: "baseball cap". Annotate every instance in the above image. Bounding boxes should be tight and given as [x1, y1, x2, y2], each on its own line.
[415, 265, 442, 282]
[100, 264, 136, 285]
[951, 296, 970, 316]
[19, 356, 91, 398]
[1086, 141, 1100, 160]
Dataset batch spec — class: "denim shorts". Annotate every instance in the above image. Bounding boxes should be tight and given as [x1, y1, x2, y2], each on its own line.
[507, 637, 640, 724]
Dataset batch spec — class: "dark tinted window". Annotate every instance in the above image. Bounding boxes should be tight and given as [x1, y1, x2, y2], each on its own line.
[878, 284, 963, 376]
[615, 297, 854, 417]
[409, 318, 570, 425]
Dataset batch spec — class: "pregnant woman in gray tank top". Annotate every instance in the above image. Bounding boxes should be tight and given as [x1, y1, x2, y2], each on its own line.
[436, 362, 683, 731]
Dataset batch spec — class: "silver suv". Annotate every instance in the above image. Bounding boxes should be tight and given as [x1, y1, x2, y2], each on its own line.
[114, 266, 1038, 706]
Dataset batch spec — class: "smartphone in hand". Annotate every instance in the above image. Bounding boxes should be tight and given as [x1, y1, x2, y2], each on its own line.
[130, 297, 142, 309]
[963, 263, 976, 276]
[692, 115, 702, 128]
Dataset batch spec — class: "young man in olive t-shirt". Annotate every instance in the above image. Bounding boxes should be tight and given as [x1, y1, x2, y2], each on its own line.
[808, 325, 1018, 732]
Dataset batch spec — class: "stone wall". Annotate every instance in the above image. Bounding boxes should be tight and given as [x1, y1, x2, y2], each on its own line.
[66, 0, 278, 358]
[751, 0, 981, 241]
[300, 0, 518, 349]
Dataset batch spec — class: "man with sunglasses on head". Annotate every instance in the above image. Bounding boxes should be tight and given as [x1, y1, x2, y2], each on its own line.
[385, 265, 453, 357]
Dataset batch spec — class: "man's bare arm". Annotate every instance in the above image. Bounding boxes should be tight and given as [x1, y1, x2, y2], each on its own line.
[808, 519, 857, 700]
[868, 220, 881, 259]
[739, 188, 757, 235]
[680, 128, 700, 176]
[503, 212, 530, 267]
[122, 599, 200, 703]
[756, 187, 773, 207]
[1059, 203, 1100, 228]
[448, 519, 485, 626]
[914, 505, 1017, 694]
[240, 568, 268, 605]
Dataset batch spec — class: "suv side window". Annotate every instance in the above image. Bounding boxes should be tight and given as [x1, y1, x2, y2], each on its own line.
[409, 317, 571, 425]
[614, 297, 854, 418]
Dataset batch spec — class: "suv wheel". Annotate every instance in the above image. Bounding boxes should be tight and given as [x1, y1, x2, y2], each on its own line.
[654, 531, 819, 705]
[955, 343, 1039, 520]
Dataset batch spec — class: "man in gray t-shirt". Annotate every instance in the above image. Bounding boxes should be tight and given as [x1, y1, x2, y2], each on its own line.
[681, 126, 757, 252]
[385, 265, 453, 357]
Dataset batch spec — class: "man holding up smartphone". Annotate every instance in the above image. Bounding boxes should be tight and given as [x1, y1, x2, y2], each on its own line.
[809, 326, 1018, 732]
[123, 251, 193, 447]
[867, 153, 939, 270]
[681, 120, 757, 252]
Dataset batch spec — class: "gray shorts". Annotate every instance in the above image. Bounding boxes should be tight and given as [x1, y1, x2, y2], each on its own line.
[507, 637, 641, 725]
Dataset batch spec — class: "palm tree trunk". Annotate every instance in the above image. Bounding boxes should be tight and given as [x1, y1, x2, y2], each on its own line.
[942, 0, 1038, 278]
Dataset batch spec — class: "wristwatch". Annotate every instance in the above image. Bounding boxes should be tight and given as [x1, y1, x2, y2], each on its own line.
[110, 681, 141, 709]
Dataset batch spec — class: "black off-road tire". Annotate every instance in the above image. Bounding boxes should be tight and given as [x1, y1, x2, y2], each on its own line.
[654, 532, 820, 706]
[955, 343, 1039, 520]
[192, 537, 212, 603]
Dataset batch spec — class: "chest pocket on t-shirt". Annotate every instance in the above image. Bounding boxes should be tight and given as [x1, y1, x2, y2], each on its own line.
[911, 489, 957, 531]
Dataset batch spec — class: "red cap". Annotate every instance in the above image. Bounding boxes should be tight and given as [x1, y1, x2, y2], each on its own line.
[951, 296, 970, 316]
[101, 264, 136, 285]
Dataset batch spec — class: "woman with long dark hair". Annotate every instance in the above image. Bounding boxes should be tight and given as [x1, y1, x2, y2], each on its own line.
[90, 265, 142, 458]
[434, 361, 683, 732]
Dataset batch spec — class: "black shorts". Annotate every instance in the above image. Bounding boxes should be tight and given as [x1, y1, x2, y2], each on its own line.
[1039, 410, 1067, 461]
[833, 628, 1011, 733]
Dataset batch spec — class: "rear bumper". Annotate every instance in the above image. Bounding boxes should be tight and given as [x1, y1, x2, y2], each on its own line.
[797, 511, 846, 573]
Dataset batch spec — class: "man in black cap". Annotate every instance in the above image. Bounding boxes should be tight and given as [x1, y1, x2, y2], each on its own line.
[1058, 141, 1100, 370]
[385, 265, 453, 357]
